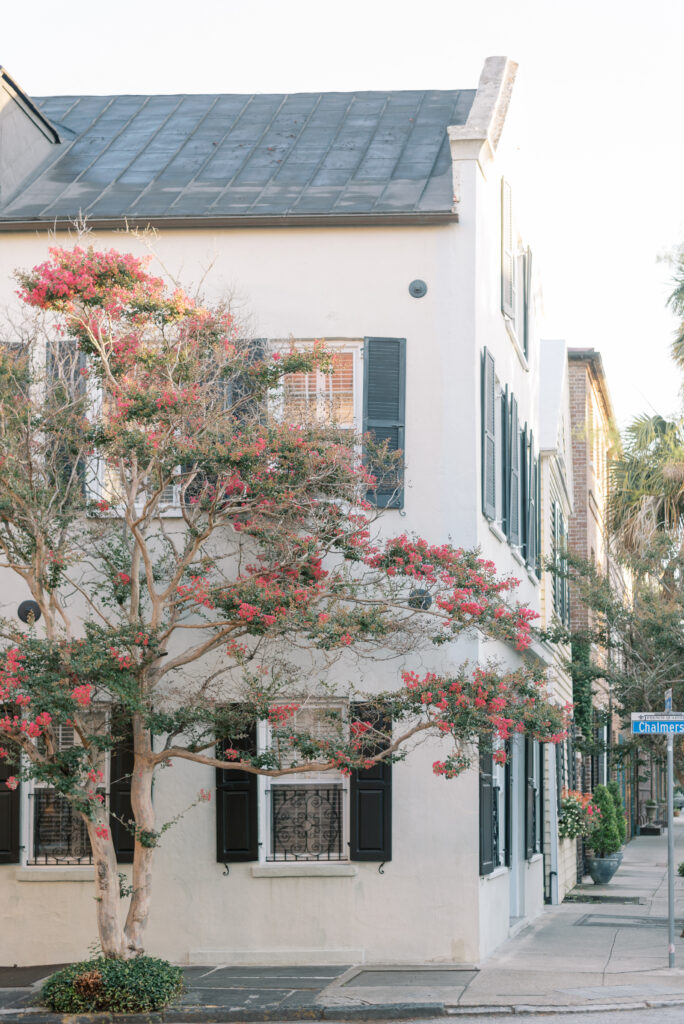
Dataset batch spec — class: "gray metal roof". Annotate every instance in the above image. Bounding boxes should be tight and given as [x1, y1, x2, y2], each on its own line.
[0, 89, 475, 227]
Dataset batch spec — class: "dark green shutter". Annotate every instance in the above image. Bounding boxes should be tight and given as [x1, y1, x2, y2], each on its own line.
[363, 338, 406, 509]
[216, 720, 258, 862]
[0, 750, 20, 864]
[527, 432, 537, 572]
[509, 395, 520, 544]
[525, 738, 536, 860]
[481, 348, 496, 520]
[501, 179, 515, 319]
[552, 501, 559, 614]
[479, 748, 495, 875]
[226, 338, 267, 421]
[350, 704, 392, 862]
[501, 386, 509, 536]
[110, 714, 135, 864]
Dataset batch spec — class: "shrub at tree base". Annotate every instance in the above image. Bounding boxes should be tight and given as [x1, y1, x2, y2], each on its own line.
[607, 780, 627, 845]
[588, 784, 622, 857]
[41, 956, 183, 1013]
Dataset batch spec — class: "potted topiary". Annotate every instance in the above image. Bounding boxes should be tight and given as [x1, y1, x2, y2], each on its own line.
[607, 780, 628, 847]
[586, 784, 623, 884]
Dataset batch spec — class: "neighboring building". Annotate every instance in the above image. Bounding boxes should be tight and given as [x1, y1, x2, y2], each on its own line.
[538, 339, 575, 902]
[566, 350, 629, 846]
[0, 58, 570, 966]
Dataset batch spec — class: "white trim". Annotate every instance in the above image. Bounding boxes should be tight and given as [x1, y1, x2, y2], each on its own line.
[15, 867, 95, 882]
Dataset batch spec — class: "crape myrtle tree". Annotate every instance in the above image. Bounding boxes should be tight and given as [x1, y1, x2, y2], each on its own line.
[0, 245, 566, 959]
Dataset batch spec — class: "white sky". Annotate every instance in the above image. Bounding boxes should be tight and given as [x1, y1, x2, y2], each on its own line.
[4, 0, 684, 428]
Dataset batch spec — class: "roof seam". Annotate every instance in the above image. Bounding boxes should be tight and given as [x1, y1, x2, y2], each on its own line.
[207, 94, 290, 213]
[375, 90, 429, 210]
[328, 93, 392, 213]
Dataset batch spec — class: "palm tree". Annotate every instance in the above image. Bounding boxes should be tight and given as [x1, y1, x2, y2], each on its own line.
[609, 413, 684, 564]
[667, 246, 684, 371]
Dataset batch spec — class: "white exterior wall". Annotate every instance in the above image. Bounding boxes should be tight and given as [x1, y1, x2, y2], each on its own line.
[0, 98, 552, 963]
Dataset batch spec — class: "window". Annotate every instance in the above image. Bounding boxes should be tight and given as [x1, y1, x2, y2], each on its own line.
[22, 712, 133, 867]
[525, 738, 543, 859]
[261, 704, 348, 862]
[216, 703, 392, 864]
[501, 178, 532, 360]
[27, 722, 103, 865]
[552, 500, 571, 626]
[479, 744, 508, 875]
[274, 338, 406, 510]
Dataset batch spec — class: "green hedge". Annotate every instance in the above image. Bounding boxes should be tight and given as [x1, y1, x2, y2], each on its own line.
[41, 955, 183, 1013]
[607, 780, 627, 845]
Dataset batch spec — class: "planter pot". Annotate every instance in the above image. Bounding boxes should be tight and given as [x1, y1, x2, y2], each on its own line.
[646, 803, 658, 822]
[586, 852, 623, 885]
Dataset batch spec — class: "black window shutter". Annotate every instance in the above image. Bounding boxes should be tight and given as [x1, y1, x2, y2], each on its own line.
[509, 395, 520, 545]
[0, 748, 20, 864]
[504, 741, 512, 867]
[350, 704, 392, 862]
[501, 179, 515, 319]
[363, 338, 406, 509]
[216, 720, 258, 862]
[110, 714, 135, 864]
[479, 748, 495, 875]
[481, 348, 496, 520]
[525, 738, 536, 860]
[500, 386, 509, 536]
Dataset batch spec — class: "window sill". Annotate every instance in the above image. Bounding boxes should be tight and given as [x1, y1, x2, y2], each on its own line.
[482, 865, 508, 882]
[488, 521, 507, 544]
[511, 547, 525, 567]
[526, 568, 540, 587]
[16, 867, 95, 882]
[526, 853, 543, 866]
[251, 863, 357, 878]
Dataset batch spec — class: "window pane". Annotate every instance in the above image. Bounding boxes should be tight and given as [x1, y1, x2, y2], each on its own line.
[270, 785, 343, 860]
[283, 370, 317, 424]
[327, 352, 354, 428]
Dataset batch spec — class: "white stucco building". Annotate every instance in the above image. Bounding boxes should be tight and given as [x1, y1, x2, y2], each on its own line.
[0, 57, 573, 967]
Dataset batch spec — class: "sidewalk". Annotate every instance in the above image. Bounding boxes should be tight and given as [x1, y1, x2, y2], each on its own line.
[4, 824, 684, 1021]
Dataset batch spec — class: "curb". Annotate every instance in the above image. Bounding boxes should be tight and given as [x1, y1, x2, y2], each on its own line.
[6, 995, 684, 1021]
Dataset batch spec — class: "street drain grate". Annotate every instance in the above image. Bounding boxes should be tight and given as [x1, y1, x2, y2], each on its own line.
[575, 914, 679, 928]
[564, 894, 643, 905]
[343, 970, 478, 987]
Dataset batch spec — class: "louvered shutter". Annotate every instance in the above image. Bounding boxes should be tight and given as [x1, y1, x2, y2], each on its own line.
[216, 719, 258, 862]
[363, 338, 406, 509]
[110, 714, 135, 864]
[525, 738, 536, 860]
[527, 433, 537, 572]
[501, 179, 515, 319]
[500, 386, 509, 536]
[481, 348, 496, 520]
[523, 248, 533, 359]
[350, 704, 392, 862]
[509, 395, 520, 545]
[552, 501, 559, 614]
[0, 747, 19, 864]
[520, 424, 529, 556]
[225, 338, 268, 421]
[479, 748, 495, 875]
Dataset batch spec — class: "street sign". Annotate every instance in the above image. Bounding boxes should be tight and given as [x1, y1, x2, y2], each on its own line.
[631, 719, 684, 734]
[665, 689, 673, 711]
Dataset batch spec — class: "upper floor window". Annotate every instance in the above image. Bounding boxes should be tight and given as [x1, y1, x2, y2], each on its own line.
[501, 178, 532, 362]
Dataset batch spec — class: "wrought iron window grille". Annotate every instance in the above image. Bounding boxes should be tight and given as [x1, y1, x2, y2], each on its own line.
[26, 790, 94, 866]
[266, 785, 346, 862]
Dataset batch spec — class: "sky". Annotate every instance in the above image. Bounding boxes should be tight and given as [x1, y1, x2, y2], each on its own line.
[4, 0, 684, 429]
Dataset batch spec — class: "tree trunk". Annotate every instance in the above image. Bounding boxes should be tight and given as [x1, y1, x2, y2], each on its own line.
[123, 719, 156, 956]
[85, 818, 126, 959]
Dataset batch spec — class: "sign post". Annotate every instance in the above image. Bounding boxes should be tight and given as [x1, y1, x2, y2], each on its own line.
[632, 704, 677, 968]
